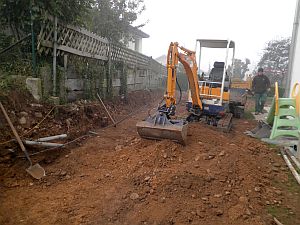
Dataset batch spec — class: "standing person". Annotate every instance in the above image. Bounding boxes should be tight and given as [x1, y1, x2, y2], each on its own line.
[252, 68, 270, 115]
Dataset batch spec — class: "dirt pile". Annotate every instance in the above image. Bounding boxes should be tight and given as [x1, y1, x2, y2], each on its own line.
[0, 95, 299, 225]
[0, 89, 161, 155]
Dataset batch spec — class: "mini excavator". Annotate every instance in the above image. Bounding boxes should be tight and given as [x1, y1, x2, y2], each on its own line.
[136, 41, 233, 145]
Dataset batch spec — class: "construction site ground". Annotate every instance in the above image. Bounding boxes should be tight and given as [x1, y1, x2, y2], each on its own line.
[0, 90, 300, 225]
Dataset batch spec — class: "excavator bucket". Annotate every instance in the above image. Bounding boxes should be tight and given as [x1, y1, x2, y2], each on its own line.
[136, 113, 188, 145]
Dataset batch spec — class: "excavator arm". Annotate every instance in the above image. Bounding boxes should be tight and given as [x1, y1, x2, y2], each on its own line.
[136, 42, 202, 144]
[163, 42, 202, 115]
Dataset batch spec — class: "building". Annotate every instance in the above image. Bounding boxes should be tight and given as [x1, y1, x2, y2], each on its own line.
[126, 26, 149, 54]
[286, 0, 300, 95]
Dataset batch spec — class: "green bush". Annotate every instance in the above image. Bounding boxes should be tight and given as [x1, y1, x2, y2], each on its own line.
[268, 86, 285, 97]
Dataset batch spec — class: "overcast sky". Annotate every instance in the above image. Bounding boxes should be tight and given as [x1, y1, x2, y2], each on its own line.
[135, 0, 297, 71]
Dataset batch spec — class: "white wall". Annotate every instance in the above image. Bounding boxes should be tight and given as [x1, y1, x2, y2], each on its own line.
[290, 40, 300, 91]
[289, 0, 300, 95]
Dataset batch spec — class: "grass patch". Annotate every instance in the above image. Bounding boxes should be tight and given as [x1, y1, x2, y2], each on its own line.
[267, 206, 294, 225]
[244, 111, 255, 120]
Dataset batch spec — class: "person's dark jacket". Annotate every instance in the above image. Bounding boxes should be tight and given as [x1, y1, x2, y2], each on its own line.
[252, 75, 270, 94]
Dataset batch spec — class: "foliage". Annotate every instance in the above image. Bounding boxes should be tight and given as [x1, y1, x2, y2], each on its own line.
[0, 0, 94, 40]
[257, 37, 291, 85]
[89, 0, 145, 43]
[228, 58, 250, 80]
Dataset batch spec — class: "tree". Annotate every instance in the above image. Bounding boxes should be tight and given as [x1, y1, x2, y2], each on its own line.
[89, 0, 145, 43]
[228, 58, 250, 80]
[257, 37, 291, 86]
[0, 0, 94, 40]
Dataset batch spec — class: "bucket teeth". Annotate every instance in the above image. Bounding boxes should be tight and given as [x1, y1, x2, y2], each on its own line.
[136, 113, 187, 145]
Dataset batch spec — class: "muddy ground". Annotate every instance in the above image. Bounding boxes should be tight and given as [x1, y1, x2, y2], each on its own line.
[0, 91, 299, 225]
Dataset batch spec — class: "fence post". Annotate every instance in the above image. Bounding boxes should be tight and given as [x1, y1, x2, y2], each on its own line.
[106, 43, 113, 98]
[52, 16, 58, 97]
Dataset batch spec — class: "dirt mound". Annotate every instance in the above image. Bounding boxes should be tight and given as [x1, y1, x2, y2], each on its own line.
[0, 95, 299, 225]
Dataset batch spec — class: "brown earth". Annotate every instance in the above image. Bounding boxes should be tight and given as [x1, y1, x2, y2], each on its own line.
[0, 92, 299, 225]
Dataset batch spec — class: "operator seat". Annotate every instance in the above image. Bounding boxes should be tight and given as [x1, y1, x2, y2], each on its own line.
[209, 61, 229, 89]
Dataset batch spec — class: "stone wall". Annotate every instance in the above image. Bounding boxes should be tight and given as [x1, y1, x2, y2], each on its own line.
[38, 59, 165, 102]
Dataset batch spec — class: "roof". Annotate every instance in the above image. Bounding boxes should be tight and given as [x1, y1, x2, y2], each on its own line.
[196, 39, 235, 48]
[128, 25, 150, 38]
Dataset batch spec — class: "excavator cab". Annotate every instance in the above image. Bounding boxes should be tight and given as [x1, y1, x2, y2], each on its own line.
[186, 39, 235, 129]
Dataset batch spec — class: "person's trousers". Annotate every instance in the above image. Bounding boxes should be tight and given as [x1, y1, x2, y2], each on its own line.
[255, 92, 267, 113]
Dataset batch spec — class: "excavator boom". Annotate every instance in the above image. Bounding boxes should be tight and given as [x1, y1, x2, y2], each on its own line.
[136, 42, 202, 144]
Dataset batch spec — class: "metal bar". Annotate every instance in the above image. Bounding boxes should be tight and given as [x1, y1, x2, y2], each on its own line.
[96, 93, 116, 126]
[0, 34, 31, 56]
[219, 40, 230, 106]
[30, 0, 36, 77]
[53, 16, 58, 96]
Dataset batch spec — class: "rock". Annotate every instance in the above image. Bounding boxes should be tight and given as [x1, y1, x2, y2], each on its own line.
[219, 151, 225, 156]
[65, 175, 71, 179]
[254, 186, 261, 192]
[60, 170, 67, 176]
[204, 154, 215, 160]
[29, 182, 34, 186]
[19, 117, 27, 125]
[239, 196, 248, 203]
[191, 194, 196, 198]
[274, 190, 282, 195]
[273, 163, 281, 167]
[20, 112, 28, 117]
[159, 197, 166, 203]
[163, 153, 168, 159]
[201, 197, 208, 201]
[272, 167, 279, 172]
[178, 156, 183, 162]
[225, 191, 231, 195]
[130, 193, 139, 200]
[265, 201, 270, 205]
[195, 155, 200, 161]
[144, 176, 151, 181]
[245, 208, 251, 216]
[214, 194, 222, 198]
[34, 112, 43, 118]
[215, 209, 223, 216]
[175, 208, 180, 214]
[115, 145, 122, 151]
[194, 164, 199, 168]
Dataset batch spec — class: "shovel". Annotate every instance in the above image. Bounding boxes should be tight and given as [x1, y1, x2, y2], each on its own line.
[0, 101, 45, 179]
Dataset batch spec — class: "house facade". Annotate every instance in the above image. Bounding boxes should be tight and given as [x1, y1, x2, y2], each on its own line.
[126, 26, 149, 54]
[287, 0, 300, 95]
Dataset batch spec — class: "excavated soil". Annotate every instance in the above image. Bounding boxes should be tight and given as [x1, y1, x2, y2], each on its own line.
[0, 92, 300, 225]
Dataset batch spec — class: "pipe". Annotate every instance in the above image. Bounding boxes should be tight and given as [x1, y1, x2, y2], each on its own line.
[281, 149, 300, 185]
[286, 147, 300, 170]
[24, 140, 64, 148]
[34, 134, 67, 142]
[274, 217, 284, 225]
